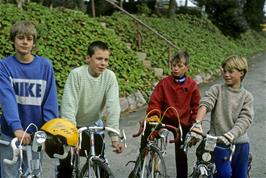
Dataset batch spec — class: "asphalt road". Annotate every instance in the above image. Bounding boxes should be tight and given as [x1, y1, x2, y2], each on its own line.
[42, 53, 266, 178]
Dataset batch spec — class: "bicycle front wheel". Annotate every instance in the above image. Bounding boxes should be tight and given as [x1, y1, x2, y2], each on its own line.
[79, 157, 115, 178]
[191, 167, 212, 178]
[135, 145, 167, 178]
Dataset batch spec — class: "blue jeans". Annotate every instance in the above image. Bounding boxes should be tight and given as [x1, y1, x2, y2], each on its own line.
[214, 143, 249, 178]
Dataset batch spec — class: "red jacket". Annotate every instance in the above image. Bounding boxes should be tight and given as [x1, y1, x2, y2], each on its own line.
[147, 76, 200, 127]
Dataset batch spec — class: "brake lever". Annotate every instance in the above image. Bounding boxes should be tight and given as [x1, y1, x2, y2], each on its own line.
[121, 129, 127, 148]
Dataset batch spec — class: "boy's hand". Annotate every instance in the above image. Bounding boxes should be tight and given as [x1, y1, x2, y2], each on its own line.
[14, 129, 31, 145]
[189, 121, 203, 145]
[189, 131, 203, 146]
[224, 132, 235, 142]
[112, 141, 123, 153]
[190, 121, 203, 134]
[219, 132, 235, 146]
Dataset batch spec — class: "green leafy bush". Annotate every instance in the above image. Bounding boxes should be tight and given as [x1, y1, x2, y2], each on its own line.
[0, 3, 155, 102]
[1, 3, 266, 105]
[99, 12, 266, 76]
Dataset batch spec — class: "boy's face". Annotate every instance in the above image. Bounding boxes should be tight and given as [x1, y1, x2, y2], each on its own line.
[14, 33, 34, 56]
[222, 67, 244, 89]
[171, 59, 188, 77]
[86, 49, 110, 77]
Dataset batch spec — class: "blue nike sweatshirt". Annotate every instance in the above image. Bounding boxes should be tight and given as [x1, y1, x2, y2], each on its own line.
[0, 55, 59, 137]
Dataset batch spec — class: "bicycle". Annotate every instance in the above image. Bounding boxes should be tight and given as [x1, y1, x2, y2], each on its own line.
[0, 123, 48, 178]
[0, 123, 70, 178]
[183, 131, 235, 178]
[0, 118, 78, 178]
[128, 115, 182, 178]
[71, 124, 127, 178]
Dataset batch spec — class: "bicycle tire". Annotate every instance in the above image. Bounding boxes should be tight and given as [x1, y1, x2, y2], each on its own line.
[79, 157, 115, 178]
[132, 145, 167, 178]
[73, 153, 81, 178]
[197, 176, 208, 178]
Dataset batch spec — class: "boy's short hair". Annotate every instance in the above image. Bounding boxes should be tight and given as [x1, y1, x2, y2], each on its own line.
[10, 21, 37, 43]
[87, 41, 110, 57]
[171, 50, 190, 65]
[222, 55, 248, 80]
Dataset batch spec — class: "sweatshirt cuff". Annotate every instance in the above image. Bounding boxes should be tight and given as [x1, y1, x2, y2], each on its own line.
[11, 122, 23, 133]
[229, 129, 239, 140]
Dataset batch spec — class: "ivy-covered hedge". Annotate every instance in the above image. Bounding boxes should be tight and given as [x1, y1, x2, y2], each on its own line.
[99, 12, 266, 75]
[0, 3, 155, 102]
[1, 3, 266, 105]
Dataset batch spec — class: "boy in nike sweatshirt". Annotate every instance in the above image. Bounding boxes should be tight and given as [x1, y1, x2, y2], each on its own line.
[0, 20, 59, 177]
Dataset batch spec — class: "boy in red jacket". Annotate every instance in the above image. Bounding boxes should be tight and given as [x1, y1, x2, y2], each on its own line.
[138, 51, 200, 178]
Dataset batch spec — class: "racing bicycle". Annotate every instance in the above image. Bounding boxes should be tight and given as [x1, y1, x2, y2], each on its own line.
[71, 122, 127, 178]
[0, 123, 68, 178]
[128, 109, 182, 178]
[183, 131, 235, 178]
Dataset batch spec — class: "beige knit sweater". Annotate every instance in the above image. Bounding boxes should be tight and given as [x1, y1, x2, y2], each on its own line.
[60, 65, 121, 141]
[200, 84, 254, 144]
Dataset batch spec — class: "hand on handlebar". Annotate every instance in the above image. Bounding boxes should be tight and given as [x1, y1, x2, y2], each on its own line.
[133, 116, 157, 137]
[189, 122, 203, 145]
[218, 132, 235, 146]
[190, 121, 203, 133]
[112, 140, 124, 153]
[14, 129, 31, 145]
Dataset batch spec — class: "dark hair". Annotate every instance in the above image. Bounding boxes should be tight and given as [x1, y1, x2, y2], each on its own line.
[87, 41, 110, 57]
[171, 50, 190, 66]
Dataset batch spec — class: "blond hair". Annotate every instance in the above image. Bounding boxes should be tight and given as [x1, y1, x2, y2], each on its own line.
[10, 21, 37, 43]
[222, 55, 248, 80]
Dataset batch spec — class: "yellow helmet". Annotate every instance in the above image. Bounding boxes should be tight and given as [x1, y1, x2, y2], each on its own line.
[41, 118, 78, 146]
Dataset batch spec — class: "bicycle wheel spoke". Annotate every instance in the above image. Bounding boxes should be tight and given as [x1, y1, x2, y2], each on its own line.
[78, 157, 114, 178]
[140, 146, 167, 178]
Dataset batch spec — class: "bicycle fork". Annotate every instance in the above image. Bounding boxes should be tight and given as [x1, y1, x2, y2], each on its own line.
[22, 146, 42, 178]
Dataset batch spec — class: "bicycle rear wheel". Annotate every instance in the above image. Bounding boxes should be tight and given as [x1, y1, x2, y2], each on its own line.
[79, 157, 115, 178]
[133, 145, 167, 178]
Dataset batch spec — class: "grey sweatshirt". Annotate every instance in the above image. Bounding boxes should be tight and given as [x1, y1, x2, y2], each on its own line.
[200, 84, 254, 144]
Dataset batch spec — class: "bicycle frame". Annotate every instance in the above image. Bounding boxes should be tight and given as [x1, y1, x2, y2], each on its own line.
[0, 123, 70, 178]
[130, 121, 180, 178]
[183, 132, 235, 178]
[146, 123, 175, 157]
[0, 130, 47, 178]
[72, 125, 126, 178]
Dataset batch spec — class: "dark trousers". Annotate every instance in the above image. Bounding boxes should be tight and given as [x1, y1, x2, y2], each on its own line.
[140, 119, 189, 178]
[57, 131, 104, 178]
[175, 128, 189, 178]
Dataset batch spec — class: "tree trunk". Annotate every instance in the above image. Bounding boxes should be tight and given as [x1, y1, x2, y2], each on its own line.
[167, 0, 177, 18]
